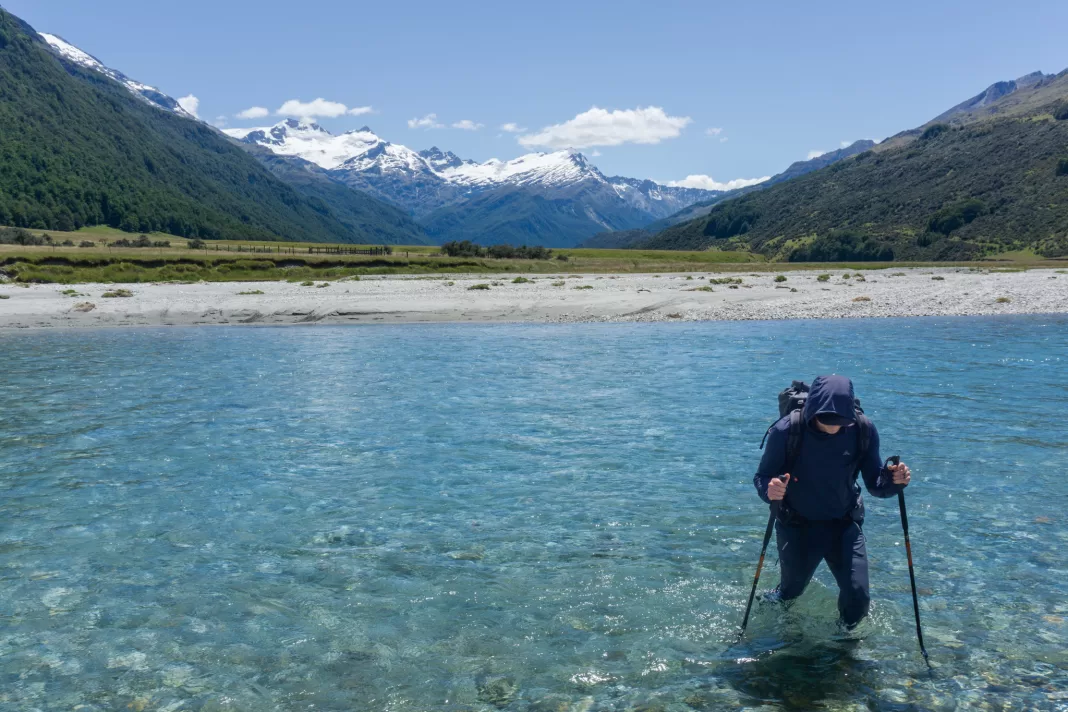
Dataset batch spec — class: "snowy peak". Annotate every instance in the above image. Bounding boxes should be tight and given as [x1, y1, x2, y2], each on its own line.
[225, 120, 394, 170]
[441, 149, 607, 189]
[229, 119, 718, 220]
[38, 33, 196, 120]
[230, 121, 608, 191]
[419, 146, 473, 172]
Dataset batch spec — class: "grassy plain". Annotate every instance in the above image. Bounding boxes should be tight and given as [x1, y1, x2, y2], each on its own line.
[0, 227, 1062, 284]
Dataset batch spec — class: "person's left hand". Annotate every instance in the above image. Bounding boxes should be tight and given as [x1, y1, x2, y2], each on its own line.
[889, 461, 911, 487]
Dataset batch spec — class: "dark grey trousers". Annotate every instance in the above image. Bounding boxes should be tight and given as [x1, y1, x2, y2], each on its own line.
[774, 517, 871, 626]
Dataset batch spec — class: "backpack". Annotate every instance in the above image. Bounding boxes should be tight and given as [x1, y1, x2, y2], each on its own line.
[760, 380, 871, 474]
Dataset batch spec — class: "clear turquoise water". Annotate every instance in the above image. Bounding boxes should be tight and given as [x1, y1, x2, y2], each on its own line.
[1, 317, 1066, 711]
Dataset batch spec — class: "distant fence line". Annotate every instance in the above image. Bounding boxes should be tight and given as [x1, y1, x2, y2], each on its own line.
[200, 244, 395, 256]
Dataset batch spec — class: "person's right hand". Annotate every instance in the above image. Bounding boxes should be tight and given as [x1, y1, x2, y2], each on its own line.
[768, 473, 790, 501]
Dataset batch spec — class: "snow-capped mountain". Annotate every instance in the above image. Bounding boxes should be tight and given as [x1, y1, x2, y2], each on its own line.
[441, 150, 606, 190]
[227, 120, 715, 227]
[225, 121, 461, 214]
[608, 176, 725, 220]
[418, 147, 473, 172]
[31, 29, 719, 246]
[38, 33, 196, 120]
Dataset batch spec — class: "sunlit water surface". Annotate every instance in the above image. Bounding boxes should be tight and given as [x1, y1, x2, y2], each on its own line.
[1, 317, 1066, 711]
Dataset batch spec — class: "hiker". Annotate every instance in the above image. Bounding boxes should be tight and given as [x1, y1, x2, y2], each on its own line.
[753, 375, 911, 627]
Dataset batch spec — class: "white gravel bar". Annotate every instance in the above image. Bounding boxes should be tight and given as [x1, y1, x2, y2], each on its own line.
[0, 267, 1065, 329]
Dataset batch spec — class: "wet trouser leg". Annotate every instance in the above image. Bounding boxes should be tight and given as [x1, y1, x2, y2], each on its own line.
[824, 520, 870, 627]
[774, 520, 823, 602]
[774, 518, 871, 627]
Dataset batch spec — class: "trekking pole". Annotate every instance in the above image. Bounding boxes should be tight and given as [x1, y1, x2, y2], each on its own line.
[888, 455, 930, 666]
[739, 475, 785, 637]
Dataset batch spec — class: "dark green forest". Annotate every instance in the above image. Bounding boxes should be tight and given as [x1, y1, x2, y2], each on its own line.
[641, 95, 1068, 260]
[422, 186, 651, 249]
[0, 9, 389, 243]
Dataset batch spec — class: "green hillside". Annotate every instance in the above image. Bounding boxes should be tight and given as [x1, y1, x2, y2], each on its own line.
[422, 185, 652, 248]
[0, 9, 387, 243]
[642, 91, 1068, 260]
[245, 147, 430, 245]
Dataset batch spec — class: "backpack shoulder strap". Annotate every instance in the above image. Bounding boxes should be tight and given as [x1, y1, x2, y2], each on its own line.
[785, 409, 804, 471]
[853, 412, 872, 473]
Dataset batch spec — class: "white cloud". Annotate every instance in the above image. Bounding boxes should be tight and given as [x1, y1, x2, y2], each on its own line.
[177, 94, 199, 119]
[807, 150, 828, 160]
[408, 113, 444, 129]
[236, 106, 270, 120]
[591, 150, 602, 157]
[452, 119, 484, 131]
[840, 140, 852, 148]
[518, 106, 691, 149]
[705, 127, 723, 136]
[500, 122, 527, 133]
[720, 137, 729, 143]
[277, 98, 350, 119]
[667, 174, 770, 192]
[213, 115, 228, 128]
[348, 106, 374, 116]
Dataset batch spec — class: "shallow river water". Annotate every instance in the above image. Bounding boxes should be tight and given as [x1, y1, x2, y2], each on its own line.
[1, 317, 1066, 711]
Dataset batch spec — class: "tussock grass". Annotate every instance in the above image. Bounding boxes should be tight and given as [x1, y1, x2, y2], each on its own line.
[469, 283, 491, 290]
[101, 289, 133, 298]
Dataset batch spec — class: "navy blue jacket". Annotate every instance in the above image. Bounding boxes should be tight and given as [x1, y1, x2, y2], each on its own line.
[754, 375, 900, 522]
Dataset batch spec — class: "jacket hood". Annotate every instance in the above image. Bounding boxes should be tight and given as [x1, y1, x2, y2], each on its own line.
[802, 375, 857, 424]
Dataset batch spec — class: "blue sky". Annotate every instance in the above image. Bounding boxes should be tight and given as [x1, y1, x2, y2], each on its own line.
[8, 0, 1068, 187]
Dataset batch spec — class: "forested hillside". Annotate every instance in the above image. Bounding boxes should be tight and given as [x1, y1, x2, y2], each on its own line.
[642, 95, 1068, 260]
[0, 9, 381, 243]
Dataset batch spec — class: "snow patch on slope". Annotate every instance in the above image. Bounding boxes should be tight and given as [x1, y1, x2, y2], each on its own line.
[39, 33, 197, 120]
[441, 150, 606, 189]
[224, 120, 394, 170]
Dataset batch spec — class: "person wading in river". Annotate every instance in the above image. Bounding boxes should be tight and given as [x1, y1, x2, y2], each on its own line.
[753, 375, 911, 628]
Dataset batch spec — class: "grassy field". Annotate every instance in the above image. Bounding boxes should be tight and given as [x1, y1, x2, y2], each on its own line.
[1, 227, 1063, 284]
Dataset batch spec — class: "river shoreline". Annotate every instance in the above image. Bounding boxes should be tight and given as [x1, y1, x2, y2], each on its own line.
[0, 267, 1064, 329]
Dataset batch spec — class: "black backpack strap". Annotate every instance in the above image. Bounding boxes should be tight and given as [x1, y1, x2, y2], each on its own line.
[785, 409, 804, 472]
[853, 412, 872, 473]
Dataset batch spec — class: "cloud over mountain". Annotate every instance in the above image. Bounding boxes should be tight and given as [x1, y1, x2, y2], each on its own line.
[177, 94, 199, 119]
[667, 174, 769, 191]
[236, 106, 269, 119]
[518, 106, 691, 149]
[452, 119, 484, 130]
[275, 98, 372, 119]
[408, 113, 444, 129]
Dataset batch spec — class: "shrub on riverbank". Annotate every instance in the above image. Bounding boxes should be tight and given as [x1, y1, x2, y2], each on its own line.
[441, 241, 552, 260]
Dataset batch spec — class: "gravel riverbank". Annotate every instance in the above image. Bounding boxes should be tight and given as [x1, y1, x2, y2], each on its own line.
[0, 267, 1065, 329]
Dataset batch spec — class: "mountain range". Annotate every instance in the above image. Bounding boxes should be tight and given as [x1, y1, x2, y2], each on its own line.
[19, 17, 725, 248]
[639, 70, 1068, 260]
[4, 4, 1064, 259]
[224, 120, 719, 246]
[0, 8, 427, 244]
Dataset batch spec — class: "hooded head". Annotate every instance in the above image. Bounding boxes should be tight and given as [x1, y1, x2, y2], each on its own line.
[802, 375, 857, 427]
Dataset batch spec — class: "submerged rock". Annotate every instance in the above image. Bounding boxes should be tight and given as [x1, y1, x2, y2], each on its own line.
[476, 675, 518, 707]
